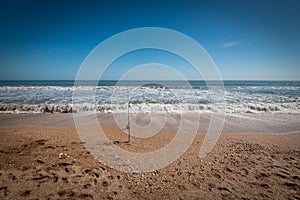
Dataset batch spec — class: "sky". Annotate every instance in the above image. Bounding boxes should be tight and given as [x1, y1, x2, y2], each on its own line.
[0, 0, 299, 80]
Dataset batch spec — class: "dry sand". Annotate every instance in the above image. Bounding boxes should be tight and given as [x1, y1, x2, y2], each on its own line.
[0, 114, 299, 199]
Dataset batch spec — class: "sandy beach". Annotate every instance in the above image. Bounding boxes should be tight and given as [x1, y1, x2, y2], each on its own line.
[0, 113, 299, 199]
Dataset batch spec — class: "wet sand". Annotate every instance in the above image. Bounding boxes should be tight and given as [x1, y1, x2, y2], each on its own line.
[1, 113, 300, 133]
[0, 114, 299, 199]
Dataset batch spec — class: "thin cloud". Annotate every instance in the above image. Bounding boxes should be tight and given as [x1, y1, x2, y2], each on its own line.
[219, 40, 242, 48]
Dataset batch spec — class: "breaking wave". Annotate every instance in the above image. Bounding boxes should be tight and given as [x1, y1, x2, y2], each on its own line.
[0, 81, 299, 114]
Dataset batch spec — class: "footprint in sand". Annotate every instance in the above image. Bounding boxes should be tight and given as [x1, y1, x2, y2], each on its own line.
[284, 182, 299, 190]
[102, 180, 109, 187]
[82, 183, 91, 189]
[0, 186, 8, 197]
[31, 139, 47, 146]
[58, 190, 76, 197]
[20, 190, 31, 197]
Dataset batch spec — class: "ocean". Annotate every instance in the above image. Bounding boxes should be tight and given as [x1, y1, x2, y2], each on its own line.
[0, 80, 299, 114]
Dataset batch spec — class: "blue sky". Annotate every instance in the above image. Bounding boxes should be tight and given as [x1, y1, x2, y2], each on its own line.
[0, 0, 299, 80]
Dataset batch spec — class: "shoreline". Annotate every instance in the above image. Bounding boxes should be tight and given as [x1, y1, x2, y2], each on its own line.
[0, 112, 299, 134]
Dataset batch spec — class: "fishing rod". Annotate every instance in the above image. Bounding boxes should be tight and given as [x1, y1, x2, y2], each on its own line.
[126, 76, 131, 143]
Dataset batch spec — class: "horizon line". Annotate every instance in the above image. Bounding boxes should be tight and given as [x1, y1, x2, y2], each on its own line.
[0, 79, 299, 82]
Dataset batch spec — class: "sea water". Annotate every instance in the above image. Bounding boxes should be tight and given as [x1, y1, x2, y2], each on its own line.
[0, 80, 299, 114]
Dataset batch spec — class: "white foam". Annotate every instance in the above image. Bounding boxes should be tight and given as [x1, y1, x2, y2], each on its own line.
[0, 84, 299, 114]
[1, 102, 299, 114]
